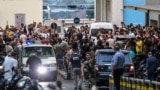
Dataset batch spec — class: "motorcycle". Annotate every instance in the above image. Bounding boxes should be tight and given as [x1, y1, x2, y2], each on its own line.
[0, 70, 10, 90]
[14, 75, 43, 90]
[7, 74, 23, 90]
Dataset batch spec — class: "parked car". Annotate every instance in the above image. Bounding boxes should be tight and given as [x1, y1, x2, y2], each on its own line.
[95, 49, 135, 86]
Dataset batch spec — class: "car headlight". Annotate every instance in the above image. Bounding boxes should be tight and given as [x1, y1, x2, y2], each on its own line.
[0, 66, 3, 70]
[38, 66, 47, 74]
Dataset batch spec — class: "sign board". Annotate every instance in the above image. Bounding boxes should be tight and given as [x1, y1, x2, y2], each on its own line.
[15, 14, 25, 28]
[74, 17, 80, 24]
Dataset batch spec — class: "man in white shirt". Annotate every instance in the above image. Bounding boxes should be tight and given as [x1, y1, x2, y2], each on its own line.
[20, 32, 27, 45]
[107, 35, 115, 49]
[5, 42, 13, 55]
[2, 52, 18, 81]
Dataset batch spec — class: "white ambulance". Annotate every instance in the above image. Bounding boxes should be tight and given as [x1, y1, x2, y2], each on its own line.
[89, 22, 113, 45]
[21, 40, 57, 81]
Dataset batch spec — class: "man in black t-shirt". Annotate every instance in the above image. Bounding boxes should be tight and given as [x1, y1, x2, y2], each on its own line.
[68, 49, 82, 90]
[26, 51, 42, 80]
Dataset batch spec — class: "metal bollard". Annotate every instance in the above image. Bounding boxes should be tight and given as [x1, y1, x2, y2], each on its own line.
[125, 77, 131, 90]
[124, 77, 128, 90]
[121, 76, 126, 90]
[129, 78, 134, 90]
[155, 81, 160, 90]
[127, 77, 133, 90]
[144, 80, 154, 90]
[149, 81, 154, 90]
[135, 79, 140, 90]
[151, 81, 157, 90]
[131, 78, 137, 90]
[109, 75, 114, 90]
[137, 79, 144, 90]
[120, 76, 123, 90]
[141, 79, 147, 90]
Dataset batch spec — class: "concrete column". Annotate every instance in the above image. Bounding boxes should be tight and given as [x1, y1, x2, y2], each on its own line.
[111, 0, 123, 25]
[96, 0, 107, 22]
[96, 0, 101, 22]
[159, 15, 160, 27]
[102, 0, 107, 21]
[100, 0, 103, 21]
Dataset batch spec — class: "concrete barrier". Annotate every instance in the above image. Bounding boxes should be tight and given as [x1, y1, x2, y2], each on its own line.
[109, 75, 114, 90]
[131, 78, 136, 90]
[110, 76, 160, 90]
[127, 77, 133, 90]
[121, 76, 126, 90]
[120, 77, 124, 90]
[155, 81, 160, 90]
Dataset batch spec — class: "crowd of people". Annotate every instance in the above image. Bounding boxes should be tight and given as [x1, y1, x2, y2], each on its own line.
[0, 21, 160, 90]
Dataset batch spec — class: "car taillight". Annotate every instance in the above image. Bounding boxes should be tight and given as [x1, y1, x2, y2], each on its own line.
[22, 64, 26, 67]
[129, 65, 135, 72]
[157, 74, 160, 77]
[54, 63, 58, 67]
[95, 64, 99, 71]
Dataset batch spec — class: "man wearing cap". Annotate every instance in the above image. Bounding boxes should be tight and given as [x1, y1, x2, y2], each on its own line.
[111, 43, 125, 90]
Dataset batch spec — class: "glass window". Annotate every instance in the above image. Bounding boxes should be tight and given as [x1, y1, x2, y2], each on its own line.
[97, 52, 131, 65]
[23, 47, 55, 57]
[91, 29, 112, 37]
[43, 0, 95, 20]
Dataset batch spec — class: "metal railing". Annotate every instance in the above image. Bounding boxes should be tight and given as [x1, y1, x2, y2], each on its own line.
[109, 76, 160, 90]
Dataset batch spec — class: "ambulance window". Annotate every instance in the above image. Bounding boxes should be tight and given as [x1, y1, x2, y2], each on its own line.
[23, 47, 55, 57]
[91, 29, 112, 36]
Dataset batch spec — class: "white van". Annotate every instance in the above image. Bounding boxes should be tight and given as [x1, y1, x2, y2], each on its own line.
[21, 41, 57, 81]
[44, 20, 65, 38]
[89, 22, 113, 44]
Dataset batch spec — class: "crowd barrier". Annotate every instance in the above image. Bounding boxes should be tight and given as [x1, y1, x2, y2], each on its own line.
[109, 75, 160, 90]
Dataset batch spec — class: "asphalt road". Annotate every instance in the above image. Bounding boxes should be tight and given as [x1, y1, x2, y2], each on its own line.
[39, 74, 85, 90]
[39, 72, 108, 90]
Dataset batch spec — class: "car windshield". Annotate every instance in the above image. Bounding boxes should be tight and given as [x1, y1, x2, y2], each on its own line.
[23, 46, 55, 57]
[91, 29, 112, 37]
[97, 52, 131, 65]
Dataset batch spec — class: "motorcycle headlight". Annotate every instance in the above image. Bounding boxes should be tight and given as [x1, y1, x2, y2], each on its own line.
[0, 66, 3, 70]
[17, 80, 26, 88]
[38, 66, 47, 74]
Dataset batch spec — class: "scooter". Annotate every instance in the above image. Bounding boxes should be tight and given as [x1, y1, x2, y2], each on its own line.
[0, 70, 10, 90]
[15, 75, 43, 90]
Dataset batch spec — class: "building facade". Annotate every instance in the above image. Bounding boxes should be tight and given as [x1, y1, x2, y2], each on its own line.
[96, 0, 123, 26]
[0, 0, 42, 29]
[123, 0, 146, 26]
[124, 0, 160, 27]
